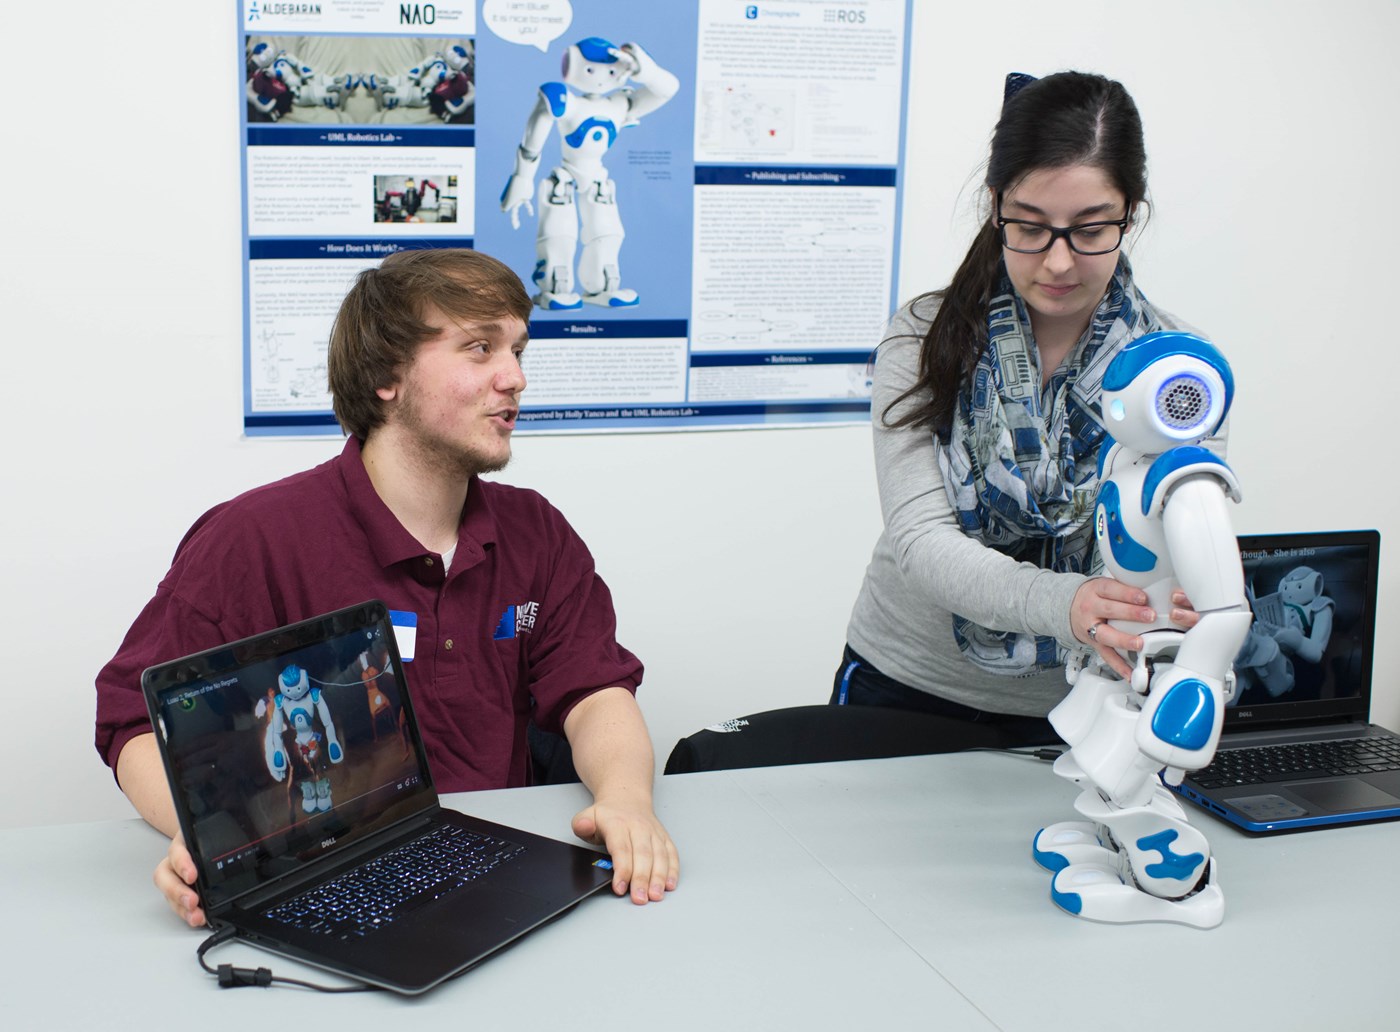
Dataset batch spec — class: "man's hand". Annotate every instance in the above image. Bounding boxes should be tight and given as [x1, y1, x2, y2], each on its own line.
[571, 798, 678, 904]
[562, 686, 679, 905]
[155, 834, 206, 928]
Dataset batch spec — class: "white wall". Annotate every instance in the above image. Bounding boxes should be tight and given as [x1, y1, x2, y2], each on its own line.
[3, 1, 1397, 829]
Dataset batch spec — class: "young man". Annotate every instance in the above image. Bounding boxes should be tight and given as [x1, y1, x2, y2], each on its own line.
[95, 249, 677, 924]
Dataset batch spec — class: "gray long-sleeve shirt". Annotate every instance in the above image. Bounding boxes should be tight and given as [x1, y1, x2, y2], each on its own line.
[845, 296, 1197, 716]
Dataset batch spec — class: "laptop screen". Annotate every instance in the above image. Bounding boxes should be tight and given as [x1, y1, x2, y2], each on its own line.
[144, 602, 435, 910]
[1227, 530, 1381, 730]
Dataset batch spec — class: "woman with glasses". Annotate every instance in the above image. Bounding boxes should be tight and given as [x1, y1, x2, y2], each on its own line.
[834, 71, 1203, 745]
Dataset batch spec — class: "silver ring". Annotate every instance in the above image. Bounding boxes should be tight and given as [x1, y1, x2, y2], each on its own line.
[1087, 623, 1101, 642]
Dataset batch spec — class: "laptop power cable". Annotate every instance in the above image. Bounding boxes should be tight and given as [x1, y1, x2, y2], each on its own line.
[196, 926, 377, 993]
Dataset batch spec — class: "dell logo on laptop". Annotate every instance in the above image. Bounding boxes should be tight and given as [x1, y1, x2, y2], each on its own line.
[322, 836, 337, 849]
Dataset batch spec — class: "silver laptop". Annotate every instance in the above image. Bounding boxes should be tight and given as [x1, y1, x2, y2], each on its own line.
[142, 600, 613, 994]
[1172, 529, 1400, 832]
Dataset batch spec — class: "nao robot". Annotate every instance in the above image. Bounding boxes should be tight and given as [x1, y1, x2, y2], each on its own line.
[255, 664, 345, 814]
[363, 44, 475, 122]
[246, 42, 350, 120]
[500, 37, 679, 310]
[1032, 332, 1253, 928]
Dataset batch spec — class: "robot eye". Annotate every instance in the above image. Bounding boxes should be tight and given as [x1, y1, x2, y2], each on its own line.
[1155, 373, 1212, 432]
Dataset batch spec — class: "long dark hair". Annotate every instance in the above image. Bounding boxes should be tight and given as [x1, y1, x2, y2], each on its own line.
[886, 71, 1147, 436]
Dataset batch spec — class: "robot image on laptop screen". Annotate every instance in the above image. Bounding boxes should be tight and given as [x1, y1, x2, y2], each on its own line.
[1231, 542, 1369, 713]
[154, 620, 429, 905]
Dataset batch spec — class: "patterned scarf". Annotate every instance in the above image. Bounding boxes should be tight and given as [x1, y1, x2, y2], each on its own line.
[936, 256, 1160, 675]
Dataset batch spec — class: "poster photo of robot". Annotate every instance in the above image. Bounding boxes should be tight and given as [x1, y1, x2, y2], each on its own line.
[374, 174, 458, 223]
[1233, 544, 1369, 708]
[245, 35, 475, 125]
[486, 6, 691, 315]
[160, 626, 417, 867]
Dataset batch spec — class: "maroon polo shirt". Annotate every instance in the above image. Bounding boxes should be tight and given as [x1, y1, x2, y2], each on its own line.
[95, 437, 642, 792]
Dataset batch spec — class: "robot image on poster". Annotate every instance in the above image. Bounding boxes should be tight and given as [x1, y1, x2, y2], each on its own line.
[500, 37, 679, 310]
[256, 664, 345, 816]
[1032, 332, 1253, 928]
[246, 40, 475, 123]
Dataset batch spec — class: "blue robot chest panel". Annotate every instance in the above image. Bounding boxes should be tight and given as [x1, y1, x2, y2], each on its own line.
[1095, 481, 1158, 574]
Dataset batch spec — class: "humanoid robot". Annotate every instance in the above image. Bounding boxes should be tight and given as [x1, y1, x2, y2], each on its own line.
[246, 42, 349, 120]
[256, 663, 345, 815]
[1032, 332, 1253, 928]
[363, 45, 475, 122]
[500, 37, 679, 310]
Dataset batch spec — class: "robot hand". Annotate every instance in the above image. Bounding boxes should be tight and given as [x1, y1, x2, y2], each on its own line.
[501, 145, 542, 229]
[294, 73, 351, 109]
[612, 42, 657, 84]
[366, 73, 429, 110]
[501, 175, 535, 229]
[611, 42, 679, 117]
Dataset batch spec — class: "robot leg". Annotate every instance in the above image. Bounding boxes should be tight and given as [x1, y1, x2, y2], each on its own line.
[315, 778, 333, 812]
[578, 177, 637, 308]
[1050, 786, 1223, 928]
[533, 170, 582, 310]
[299, 779, 318, 814]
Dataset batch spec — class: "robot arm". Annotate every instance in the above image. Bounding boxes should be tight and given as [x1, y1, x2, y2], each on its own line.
[255, 693, 289, 781]
[1133, 473, 1253, 775]
[500, 89, 558, 228]
[311, 689, 344, 764]
[613, 43, 679, 120]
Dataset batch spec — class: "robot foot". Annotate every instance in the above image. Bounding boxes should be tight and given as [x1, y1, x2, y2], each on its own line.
[1049, 857, 1224, 929]
[534, 290, 582, 311]
[1032, 821, 1118, 872]
[582, 288, 639, 308]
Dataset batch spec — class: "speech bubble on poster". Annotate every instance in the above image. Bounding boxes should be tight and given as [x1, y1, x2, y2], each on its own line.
[483, 0, 573, 53]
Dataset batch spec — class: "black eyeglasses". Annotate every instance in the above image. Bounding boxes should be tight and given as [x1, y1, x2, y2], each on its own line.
[995, 192, 1131, 256]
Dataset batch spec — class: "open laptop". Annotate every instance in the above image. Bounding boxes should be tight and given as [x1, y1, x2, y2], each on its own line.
[142, 600, 613, 994]
[1172, 529, 1400, 833]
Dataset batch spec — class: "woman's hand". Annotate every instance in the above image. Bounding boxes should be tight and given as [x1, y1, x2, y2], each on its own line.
[1071, 577, 1157, 678]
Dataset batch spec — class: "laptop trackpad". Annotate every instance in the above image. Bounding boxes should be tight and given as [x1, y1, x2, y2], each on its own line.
[1290, 779, 1400, 813]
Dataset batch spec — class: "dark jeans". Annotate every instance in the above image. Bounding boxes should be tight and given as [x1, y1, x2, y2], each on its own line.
[831, 645, 1061, 749]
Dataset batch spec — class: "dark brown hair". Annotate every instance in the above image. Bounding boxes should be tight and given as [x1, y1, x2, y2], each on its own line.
[327, 248, 532, 438]
[888, 71, 1147, 436]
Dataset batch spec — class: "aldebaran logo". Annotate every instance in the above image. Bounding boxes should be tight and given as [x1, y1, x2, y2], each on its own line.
[251, 2, 323, 19]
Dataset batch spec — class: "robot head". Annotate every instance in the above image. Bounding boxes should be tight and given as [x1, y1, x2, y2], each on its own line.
[1279, 566, 1324, 605]
[1100, 332, 1234, 455]
[279, 664, 310, 700]
[249, 42, 276, 71]
[562, 37, 627, 94]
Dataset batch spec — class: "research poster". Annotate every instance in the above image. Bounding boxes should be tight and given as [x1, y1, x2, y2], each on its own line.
[239, 0, 912, 435]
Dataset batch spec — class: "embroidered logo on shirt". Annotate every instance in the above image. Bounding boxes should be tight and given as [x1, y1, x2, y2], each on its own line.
[493, 601, 540, 640]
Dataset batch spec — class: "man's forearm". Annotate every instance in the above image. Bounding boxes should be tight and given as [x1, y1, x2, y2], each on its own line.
[115, 733, 181, 838]
[562, 687, 656, 804]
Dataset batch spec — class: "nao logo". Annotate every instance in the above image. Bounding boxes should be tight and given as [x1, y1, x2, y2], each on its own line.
[400, 3, 436, 24]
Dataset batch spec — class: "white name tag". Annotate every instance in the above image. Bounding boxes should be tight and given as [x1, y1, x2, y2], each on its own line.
[389, 609, 418, 662]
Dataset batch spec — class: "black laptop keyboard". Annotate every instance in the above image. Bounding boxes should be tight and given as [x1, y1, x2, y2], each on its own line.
[1191, 732, 1400, 790]
[264, 824, 526, 938]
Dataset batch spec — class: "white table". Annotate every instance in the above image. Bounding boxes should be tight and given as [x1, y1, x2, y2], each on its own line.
[6, 752, 1396, 1030]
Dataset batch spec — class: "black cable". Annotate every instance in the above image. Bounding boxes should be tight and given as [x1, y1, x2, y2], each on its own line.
[960, 745, 1065, 762]
[196, 926, 377, 993]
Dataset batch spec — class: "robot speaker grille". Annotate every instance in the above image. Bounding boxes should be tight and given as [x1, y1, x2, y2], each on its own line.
[1156, 374, 1211, 431]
